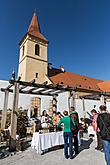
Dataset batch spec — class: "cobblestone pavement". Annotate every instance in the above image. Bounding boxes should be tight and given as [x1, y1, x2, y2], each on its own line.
[0, 137, 106, 165]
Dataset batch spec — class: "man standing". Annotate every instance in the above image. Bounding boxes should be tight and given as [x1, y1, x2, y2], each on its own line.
[70, 107, 79, 155]
[58, 111, 73, 159]
[97, 105, 110, 165]
[91, 109, 102, 150]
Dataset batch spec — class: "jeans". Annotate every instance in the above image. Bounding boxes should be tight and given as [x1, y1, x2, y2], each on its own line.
[96, 132, 102, 149]
[73, 133, 79, 154]
[63, 132, 73, 158]
[102, 140, 110, 165]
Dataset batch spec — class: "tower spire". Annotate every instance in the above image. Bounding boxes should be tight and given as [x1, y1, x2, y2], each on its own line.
[28, 11, 48, 43]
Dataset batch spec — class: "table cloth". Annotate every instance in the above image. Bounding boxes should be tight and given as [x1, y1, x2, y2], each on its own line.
[31, 131, 64, 154]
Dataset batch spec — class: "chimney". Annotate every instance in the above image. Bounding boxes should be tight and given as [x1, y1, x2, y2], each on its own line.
[60, 66, 65, 72]
[48, 63, 53, 69]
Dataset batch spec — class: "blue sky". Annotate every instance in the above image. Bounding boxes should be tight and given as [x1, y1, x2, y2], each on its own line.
[0, 0, 110, 80]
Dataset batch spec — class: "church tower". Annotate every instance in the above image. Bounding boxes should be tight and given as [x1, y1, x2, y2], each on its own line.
[18, 12, 51, 84]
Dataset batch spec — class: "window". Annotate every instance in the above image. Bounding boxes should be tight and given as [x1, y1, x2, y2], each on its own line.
[22, 45, 25, 57]
[36, 73, 38, 78]
[35, 44, 40, 55]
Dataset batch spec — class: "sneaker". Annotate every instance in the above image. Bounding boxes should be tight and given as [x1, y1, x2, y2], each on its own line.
[70, 156, 74, 159]
[65, 156, 69, 159]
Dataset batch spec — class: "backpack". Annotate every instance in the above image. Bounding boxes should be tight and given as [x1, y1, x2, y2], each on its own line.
[70, 112, 79, 134]
[98, 114, 110, 140]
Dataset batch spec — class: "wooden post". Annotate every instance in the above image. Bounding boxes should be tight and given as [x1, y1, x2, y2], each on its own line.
[1, 90, 9, 130]
[52, 95, 57, 112]
[69, 91, 76, 108]
[9, 82, 19, 151]
[82, 98, 86, 118]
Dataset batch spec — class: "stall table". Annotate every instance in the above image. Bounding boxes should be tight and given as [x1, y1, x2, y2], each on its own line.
[31, 131, 64, 154]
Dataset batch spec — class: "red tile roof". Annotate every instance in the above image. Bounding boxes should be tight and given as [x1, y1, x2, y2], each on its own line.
[49, 70, 103, 92]
[28, 12, 48, 43]
[97, 80, 110, 92]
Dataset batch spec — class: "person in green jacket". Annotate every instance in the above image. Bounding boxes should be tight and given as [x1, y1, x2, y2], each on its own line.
[58, 110, 73, 159]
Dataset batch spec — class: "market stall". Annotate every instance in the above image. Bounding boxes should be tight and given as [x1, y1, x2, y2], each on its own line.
[1, 78, 75, 151]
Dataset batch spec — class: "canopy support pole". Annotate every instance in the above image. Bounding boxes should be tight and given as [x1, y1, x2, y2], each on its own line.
[1, 90, 9, 130]
[9, 82, 19, 151]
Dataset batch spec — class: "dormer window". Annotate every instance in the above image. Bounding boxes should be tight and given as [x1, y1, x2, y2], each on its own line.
[35, 44, 40, 56]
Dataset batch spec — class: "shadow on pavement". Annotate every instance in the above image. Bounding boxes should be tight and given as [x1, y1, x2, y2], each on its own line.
[0, 145, 10, 159]
[40, 138, 93, 155]
[41, 144, 64, 155]
[0, 139, 31, 159]
[79, 138, 93, 153]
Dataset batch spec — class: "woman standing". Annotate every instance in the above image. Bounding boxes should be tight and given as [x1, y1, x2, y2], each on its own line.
[58, 111, 73, 159]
